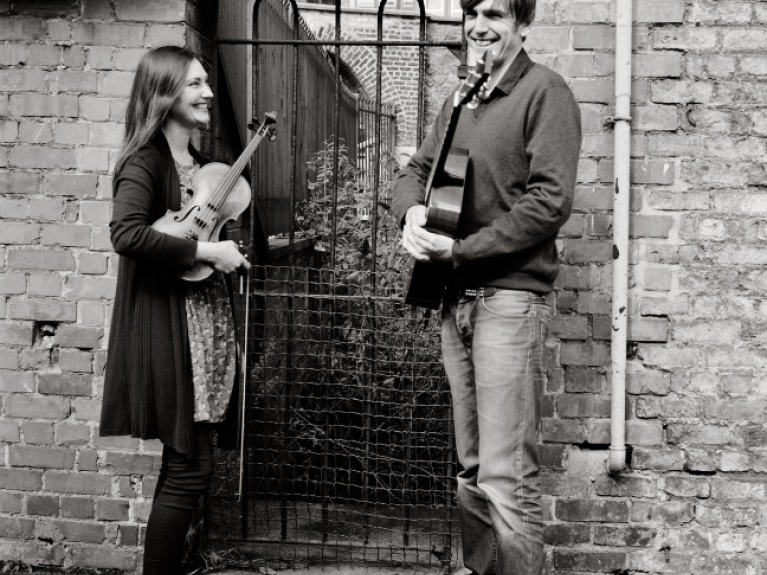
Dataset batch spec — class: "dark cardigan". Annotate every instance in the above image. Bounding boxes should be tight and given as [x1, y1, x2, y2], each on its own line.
[100, 132, 240, 455]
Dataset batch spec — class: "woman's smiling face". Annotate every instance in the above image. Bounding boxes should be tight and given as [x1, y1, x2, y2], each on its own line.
[167, 58, 213, 131]
[464, 0, 529, 71]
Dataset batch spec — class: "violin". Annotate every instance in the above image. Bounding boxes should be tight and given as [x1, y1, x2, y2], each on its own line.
[152, 112, 277, 281]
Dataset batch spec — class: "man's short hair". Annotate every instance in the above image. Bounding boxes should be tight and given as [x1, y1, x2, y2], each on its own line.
[460, 0, 536, 27]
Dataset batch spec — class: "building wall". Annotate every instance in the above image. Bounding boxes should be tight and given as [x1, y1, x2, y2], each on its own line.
[1, 0, 767, 573]
[0, 0, 215, 570]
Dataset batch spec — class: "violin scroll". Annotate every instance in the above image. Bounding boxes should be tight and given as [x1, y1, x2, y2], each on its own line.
[249, 112, 277, 142]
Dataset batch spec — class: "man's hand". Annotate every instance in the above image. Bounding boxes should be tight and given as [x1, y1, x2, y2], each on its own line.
[401, 205, 454, 263]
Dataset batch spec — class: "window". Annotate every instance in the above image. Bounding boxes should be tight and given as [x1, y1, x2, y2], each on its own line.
[307, 0, 462, 19]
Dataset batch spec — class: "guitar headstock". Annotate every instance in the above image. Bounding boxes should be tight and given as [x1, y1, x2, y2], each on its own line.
[454, 52, 494, 109]
[249, 112, 278, 141]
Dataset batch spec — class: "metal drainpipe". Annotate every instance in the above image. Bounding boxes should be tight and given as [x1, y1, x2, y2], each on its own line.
[608, 0, 632, 475]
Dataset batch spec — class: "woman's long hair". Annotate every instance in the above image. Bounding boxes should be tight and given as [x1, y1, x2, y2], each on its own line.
[114, 46, 195, 178]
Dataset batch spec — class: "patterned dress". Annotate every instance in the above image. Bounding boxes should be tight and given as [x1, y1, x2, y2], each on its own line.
[176, 159, 238, 423]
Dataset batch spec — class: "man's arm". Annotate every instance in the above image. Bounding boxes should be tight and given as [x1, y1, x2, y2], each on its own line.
[452, 85, 582, 267]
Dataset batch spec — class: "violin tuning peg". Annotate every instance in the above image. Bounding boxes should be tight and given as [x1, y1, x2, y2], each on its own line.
[248, 118, 260, 131]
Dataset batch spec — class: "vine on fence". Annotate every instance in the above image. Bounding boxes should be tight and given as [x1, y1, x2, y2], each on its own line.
[296, 138, 410, 293]
[244, 140, 452, 506]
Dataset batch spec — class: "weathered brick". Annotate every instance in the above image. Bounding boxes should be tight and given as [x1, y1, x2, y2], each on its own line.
[560, 341, 610, 367]
[692, 554, 761, 575]
[0, 517, 34, 540]
[58, 349, 93, 374]
[69, 546, 138, 570]
[64, 276, 116, 299]
[60, 496, 94, 519]
[664, 476, 711, 498]
[39, 373, 92, 397]
[0, 18, 45, 41]
[0, 171, 40, 195]
[21, 421, 54, 445]
[27, 274, 62, 297]
[95, 498, 129, 521]
[558, 393, 611, 418]
[668, 423, 740, 446]
[655, 500, 696, 524]
[45, 471, 110, 495]
[36, 519, 105, 544]
[76, 450, 99, 472]
[593, 525, 656, 547]
[0, 468, 41, 491]
[6, 395, 71, 420]
[0, 222, 39, 244]
[98, 71, 135, 97]
[723, 28, 767, 52]
[73, 21, 145, 47]
[9, 446, 75, 470]
[0, 322, 34, 345]
[71, 398, 101, 421]
[41, 224, 92, 247]
[8, 298, 76, 322]
[543, 523, 590, 546]
[117, 523, 139, 547]
[556, 499, 630, 523]
[633, 450, 685, 473]
[0, 419, 19, 443]
[0, 369, 34, 393]
[56, 424, 90, 446]
[44, 173, 98, 196]
[0, 492, 22, 514]
[635, 0, 684, 22]
[8, 93, 78, 117]
[27, 494, 59, 517]
[8, 146, 77, 170]
[54, 122, 89, 145]
[595, 475, 656, 498]
[103, 452, 161, 475]
[553, 549, 627, 572]
[47, 71, 98, 94]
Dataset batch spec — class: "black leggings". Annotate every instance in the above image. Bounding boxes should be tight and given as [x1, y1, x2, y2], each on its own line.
[143, 424, 213, 575]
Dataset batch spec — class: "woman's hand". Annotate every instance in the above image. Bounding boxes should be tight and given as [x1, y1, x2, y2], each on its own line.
[195, 240, 250, 273]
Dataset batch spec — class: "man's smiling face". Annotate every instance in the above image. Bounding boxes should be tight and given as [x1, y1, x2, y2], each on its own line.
[464, 0, 529, 72]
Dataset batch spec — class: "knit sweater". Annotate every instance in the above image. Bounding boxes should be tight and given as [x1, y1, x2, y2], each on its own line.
[392, 49, 582, 294]
[100, 132, 240, 455]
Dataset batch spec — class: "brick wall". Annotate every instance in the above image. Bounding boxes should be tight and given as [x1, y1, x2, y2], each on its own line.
[306, 1, 767, 572]
[537, 0, 767, 572]
[0, 0, 215, 570]
[4, 0, 767, 573]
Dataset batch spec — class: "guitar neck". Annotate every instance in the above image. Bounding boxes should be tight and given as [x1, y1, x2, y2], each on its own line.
[424, 104, 463, 204]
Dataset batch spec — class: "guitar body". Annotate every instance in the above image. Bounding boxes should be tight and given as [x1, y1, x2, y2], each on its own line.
[404, 148, 469, 309]
[401, 56, 492, 309]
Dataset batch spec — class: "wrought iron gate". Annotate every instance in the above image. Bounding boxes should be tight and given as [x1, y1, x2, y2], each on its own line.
[205, 0, 465, 570]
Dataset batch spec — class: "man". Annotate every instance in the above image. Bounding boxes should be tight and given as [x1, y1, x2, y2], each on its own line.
[392, 0, 581, 573]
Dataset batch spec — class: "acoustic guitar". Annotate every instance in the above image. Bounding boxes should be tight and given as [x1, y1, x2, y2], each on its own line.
[404, 55, 493, 309]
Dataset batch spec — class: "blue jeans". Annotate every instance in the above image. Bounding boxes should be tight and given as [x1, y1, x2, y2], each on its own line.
[441, 289, 550, 575]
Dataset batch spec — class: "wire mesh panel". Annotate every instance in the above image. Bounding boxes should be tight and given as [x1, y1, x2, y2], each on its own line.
[206, 265, 459, 571]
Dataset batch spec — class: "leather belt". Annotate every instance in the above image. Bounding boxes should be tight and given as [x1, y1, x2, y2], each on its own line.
[456, 286, 499, 299]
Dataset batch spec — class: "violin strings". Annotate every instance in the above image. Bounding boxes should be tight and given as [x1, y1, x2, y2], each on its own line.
[194, 125, 268, 229]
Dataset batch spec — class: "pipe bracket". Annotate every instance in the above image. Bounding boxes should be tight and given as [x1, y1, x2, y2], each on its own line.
[605, 115, 632, 126]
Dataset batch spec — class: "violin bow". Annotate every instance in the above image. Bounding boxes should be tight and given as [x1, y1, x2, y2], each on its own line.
[238, 243, 250, 501]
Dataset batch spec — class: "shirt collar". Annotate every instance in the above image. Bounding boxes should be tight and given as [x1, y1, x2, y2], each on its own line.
[492, 48, 534, 96]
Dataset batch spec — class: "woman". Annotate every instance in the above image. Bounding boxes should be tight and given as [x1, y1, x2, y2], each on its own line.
[99, 46, 249, 574]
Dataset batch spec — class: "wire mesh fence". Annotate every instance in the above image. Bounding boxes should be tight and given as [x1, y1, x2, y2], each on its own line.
[205, 265, 459, 571]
